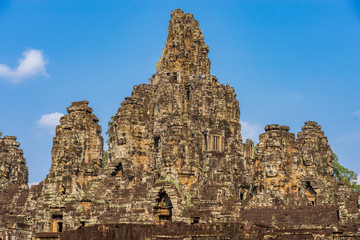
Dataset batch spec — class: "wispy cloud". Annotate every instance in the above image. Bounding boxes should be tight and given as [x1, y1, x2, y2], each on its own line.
[35, 112, 63, 136]
[0, 49, 48, 83]
[240, 120, 261, 143]
[36, 112, 64, 128]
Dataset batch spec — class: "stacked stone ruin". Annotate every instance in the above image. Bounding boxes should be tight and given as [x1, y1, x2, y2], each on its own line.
[1, 9, 360, 239]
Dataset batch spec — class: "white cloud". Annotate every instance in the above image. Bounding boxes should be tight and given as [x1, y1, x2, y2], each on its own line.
[28, 182, 40, 187]
[0, 49, 48, 83]
[36, 112, 64, 128]
[240, 120, 261, 143]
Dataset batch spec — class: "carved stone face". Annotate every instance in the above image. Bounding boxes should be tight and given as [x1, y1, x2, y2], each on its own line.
[265, 163, 278, 178]
[302, 150, 315, 166]
[0, 165, 10, 179]
[264, 152, 282, 178]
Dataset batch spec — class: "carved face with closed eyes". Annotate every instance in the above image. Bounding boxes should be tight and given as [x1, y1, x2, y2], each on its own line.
[265, 163, 279, 177]
[264, 153, 281, 178]
[302, 149, 315, 166]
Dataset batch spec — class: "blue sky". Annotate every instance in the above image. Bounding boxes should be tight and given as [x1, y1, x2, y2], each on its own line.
[0, 0, 359, 184]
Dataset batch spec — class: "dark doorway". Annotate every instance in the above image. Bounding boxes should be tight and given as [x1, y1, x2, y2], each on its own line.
[154, 191, 173, 224]
[51, 214, 63, 232]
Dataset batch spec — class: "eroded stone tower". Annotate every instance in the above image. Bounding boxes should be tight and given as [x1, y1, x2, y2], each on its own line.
[0, 134, 28, 190]
[105, 8, 252, 224]
[30, 101, 104, 232]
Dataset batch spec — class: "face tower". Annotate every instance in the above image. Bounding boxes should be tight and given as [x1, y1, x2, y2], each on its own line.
[105, 9, 252, 223]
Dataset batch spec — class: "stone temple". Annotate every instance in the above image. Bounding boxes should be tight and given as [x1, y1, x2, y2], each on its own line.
[1, 9, 360, 240]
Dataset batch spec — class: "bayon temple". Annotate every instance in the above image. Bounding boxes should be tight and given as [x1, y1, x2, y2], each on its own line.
[1, 9, 360, 240]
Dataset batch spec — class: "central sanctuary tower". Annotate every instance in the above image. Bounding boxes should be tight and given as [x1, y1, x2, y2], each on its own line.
[106, 8, 249, 224]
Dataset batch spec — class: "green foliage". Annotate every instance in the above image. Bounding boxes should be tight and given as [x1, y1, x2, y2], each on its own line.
[161, 179, 181, 193]
[106, 115, 115, 135]
[186, 192, 194, 208]
[333, 153, 360, 192]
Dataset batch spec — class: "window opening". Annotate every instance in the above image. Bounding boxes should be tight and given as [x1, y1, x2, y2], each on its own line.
[191, 217, 200, 225]
[203, 134, 207, 151]
[185, 85, 191, 101]
[240, 193, 244, 200]
[305, 182, 317, 206]
[60, 184, 66, 194]
[110, 163, 123, 177]
[212, 135, 221, 151]
[154, 136, 160, 148]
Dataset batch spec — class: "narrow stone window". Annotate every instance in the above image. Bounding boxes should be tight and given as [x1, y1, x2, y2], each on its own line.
[154, 136, 160, 148]
[60, 184, 66, 194]
[203, 134, 223, 152]
[211, 135, 221, 151]
[203, 134, 208, 151]
[185, 84, 191, 101]
[240, 192, 244, 200]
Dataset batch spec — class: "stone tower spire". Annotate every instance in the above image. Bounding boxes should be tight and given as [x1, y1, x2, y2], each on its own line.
[0, 135, 28, 189]
[50, 100, 103, 175]
[156, 9, 211, 76]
